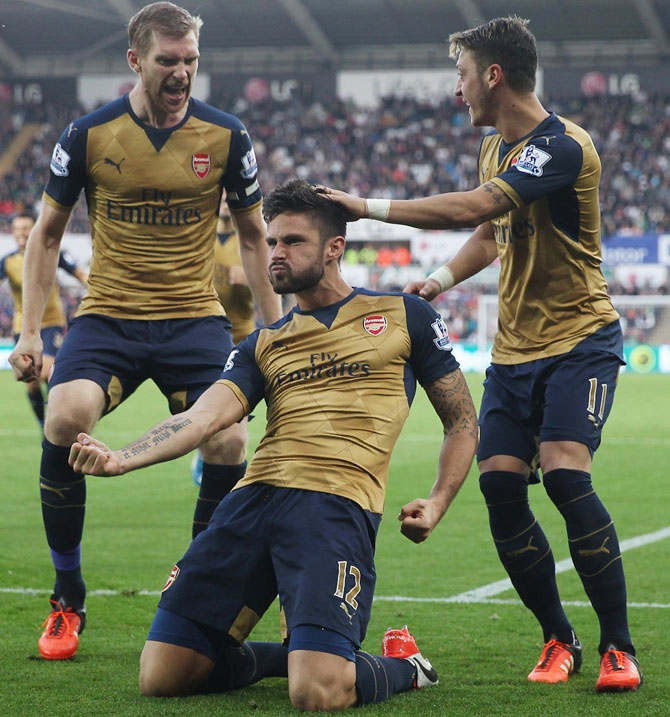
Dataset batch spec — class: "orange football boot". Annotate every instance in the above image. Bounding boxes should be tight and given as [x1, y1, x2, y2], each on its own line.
[596, 648, 642, 692]
[382, 626, 438, 688]
[528, 638, 582, 683]
[38, 597, 86, 660]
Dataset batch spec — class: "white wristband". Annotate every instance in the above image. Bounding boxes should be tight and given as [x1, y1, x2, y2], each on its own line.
[426, 265, 455, 292]
[365, 198, 391, 222]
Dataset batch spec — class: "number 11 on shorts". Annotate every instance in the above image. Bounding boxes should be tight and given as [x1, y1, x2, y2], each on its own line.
[587, 377, 608, 422]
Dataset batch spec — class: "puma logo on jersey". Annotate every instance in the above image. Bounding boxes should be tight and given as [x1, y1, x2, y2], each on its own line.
[339, 601, 353, 623]
[578, 537, 611, 557]
[587, 414, 601, 429]
[104, 157, 125, 174]
[506, 535, 539, 558]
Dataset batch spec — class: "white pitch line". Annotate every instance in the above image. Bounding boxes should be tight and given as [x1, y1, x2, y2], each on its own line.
[3, 527, 669, 608]
[1, 587, 668, 610]
[372, 596, 670, 609]
[444, 526, 670, 603]
[1, 587, 667, 609]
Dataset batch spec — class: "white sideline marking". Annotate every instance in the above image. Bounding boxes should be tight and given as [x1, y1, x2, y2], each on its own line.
[444, 526, 670, 603]
[372, 597, 670, 609]
[1, 587, 667, 609]
[3, 528, 669, 608]
[0, 526, 670, 609]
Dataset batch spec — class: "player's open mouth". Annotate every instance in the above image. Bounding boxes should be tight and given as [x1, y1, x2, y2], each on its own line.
[163, 85, 187, 104]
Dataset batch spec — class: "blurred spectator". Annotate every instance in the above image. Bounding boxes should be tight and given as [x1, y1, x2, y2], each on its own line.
[1, 91, 670, 342]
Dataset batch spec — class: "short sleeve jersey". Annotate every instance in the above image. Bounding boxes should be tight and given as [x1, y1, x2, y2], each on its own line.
[481, 112, 619, 363]
[213, 217, 255, 344]
[43, 95, 262, 320]
[0, 250, 79, 333]
[217, 288, 460, 514]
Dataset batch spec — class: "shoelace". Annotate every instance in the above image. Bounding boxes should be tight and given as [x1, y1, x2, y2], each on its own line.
[602, 650, 627, 672]
[41, 600, 78, 638]
[536, 640, 568, 671]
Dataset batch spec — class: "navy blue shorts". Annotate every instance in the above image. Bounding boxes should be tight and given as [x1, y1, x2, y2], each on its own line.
[477, 322, 625, 478]
[157, 484, 381, 649]
[49, 313, 233, 414]
[147, 609, 356, 662]
[15, 326, 65, 358]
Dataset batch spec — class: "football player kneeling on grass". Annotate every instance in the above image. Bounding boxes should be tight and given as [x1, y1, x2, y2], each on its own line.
[69, 180, 478, 710]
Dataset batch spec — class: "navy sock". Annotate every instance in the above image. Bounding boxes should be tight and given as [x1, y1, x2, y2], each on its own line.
[53, 546, 86, 605]
[203, 641, 288, 692]
[544, 468, 634, 654]
[192, 462, 247, 538]
[354, 651, 415, 705]
[40, 439, 86, 596]
[480, 471, 574, 644]
[27, 386, 45, 426]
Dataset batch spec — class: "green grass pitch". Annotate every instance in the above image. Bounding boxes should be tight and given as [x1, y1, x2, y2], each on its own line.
[1, 370, 667, 715]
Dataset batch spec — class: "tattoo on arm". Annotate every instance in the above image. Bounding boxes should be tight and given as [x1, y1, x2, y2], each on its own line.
[482, 181, 509, 206]
[121, 417, 194, 460]
[425, 370, 478, 439]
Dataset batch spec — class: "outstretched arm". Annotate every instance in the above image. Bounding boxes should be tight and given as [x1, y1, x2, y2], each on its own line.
[404, 221, 499, 300]
[69, 383, 246, 476]
[399, 369, 478, 543]
[320, 181, 515, 230]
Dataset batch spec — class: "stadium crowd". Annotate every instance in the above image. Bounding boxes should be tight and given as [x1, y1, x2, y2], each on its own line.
[1, 91, 669, 342]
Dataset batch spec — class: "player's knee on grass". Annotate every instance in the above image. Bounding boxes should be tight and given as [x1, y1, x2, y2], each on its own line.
[288, 651, 357, 711]
[139, 640, 214, 697]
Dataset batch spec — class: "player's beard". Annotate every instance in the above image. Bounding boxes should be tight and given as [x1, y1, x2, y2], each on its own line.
[150, 76, 191, 116]
[269, 261, 325, 295]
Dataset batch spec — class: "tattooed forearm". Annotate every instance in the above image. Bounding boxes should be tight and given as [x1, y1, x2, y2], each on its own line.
[121, 442, 152, 460]
[149, 418, 193, 444]
[425, 370, 478, 439]
[121, 418, 194, 460]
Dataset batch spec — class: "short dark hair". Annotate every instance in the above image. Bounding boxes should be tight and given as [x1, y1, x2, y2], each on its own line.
[449, 16, 537, 93]
[12, 209, 36, 224]
[128, 2, 202, 57]
[263, 180, 347, 242]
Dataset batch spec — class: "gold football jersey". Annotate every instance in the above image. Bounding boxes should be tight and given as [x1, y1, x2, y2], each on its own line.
[43, 95, 262, 320]
[217, 288, 460, 514]
[1, 250, 79, 333]
[480, 112, 619, 363]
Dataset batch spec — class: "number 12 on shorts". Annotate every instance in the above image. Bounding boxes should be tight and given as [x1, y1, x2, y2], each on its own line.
[334, 560, 361, 610]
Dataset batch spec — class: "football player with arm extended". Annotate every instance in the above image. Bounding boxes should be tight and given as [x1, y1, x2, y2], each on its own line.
[190, 192, 256, 536]
[69, 179, 478, 711]
[9, 1, 281, 661]
[321, 15, 641, 694]
[1, 210, 87, 428]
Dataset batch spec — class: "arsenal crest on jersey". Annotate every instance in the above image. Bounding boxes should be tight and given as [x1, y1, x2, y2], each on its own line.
[192, 153, 211, 179]
[363, 315, 387, 336]
[162, 564, 180, 592]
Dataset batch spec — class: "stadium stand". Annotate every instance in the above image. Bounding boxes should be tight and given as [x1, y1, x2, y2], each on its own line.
[1, 93, 669, 343]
